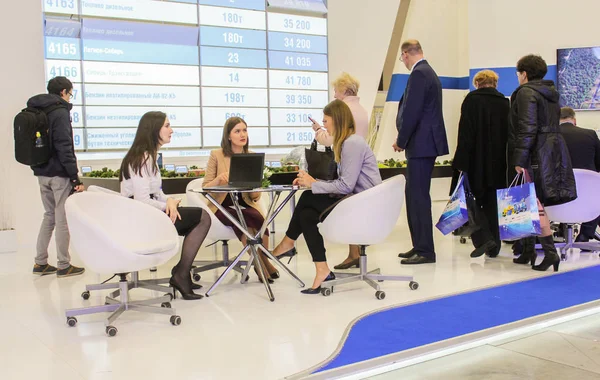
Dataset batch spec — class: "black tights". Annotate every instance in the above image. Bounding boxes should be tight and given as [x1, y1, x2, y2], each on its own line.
[172, 207, 211, 289]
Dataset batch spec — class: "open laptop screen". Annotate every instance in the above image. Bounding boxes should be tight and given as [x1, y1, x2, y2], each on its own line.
[230, 153, 265, 186]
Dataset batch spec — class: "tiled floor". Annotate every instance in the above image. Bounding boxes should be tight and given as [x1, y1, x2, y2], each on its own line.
[1, 199, 599, 380]
[370, 313, 600, 380]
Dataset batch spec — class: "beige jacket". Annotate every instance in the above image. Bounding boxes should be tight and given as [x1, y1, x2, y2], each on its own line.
[203, 149, 263, 214]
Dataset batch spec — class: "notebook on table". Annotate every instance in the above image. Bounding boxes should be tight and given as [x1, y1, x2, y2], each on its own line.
[204, 153, 265, 191]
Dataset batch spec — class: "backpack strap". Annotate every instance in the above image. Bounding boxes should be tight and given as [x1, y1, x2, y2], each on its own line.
[41, 102, 67, 116]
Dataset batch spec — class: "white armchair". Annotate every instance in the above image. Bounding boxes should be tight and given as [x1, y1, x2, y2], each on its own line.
[545, 169, 600, 258]
[64, 191, 182, 336]
[318, 175, 418, 299]
[85, 185, 173, 295]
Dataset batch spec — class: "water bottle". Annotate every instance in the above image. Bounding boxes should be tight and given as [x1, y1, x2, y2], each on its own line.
[299, 154, 307, 172]
[35, 132, 45, 148]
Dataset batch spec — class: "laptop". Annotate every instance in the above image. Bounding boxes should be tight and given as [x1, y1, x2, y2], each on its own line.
[205, 153, 265, 190]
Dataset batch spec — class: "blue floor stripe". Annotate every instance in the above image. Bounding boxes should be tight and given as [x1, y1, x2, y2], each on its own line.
[315, 265, 600, 373]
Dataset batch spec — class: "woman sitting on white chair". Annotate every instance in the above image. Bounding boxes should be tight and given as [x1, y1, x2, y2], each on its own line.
[272, 99, 382, 294]
[203, 117, 279, 283]
[120, 111, 211, 300]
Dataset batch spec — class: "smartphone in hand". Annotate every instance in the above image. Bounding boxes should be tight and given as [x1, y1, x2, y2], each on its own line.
[308, 116, 316, 124]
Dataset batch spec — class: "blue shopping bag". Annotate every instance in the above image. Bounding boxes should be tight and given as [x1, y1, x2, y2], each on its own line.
[436, 173, 468, 235]
[496, 173, 541, 241]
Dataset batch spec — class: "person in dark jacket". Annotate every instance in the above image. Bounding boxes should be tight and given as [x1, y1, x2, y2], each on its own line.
[559, 107, 600, 243]
[510, 55, 577, 272]
[394, 39, 449, 265]
[452, 70, 509, 258]
[30, 76, 85, 277]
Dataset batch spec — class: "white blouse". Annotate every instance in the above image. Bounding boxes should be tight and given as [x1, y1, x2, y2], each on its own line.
[120, 158, 168, 211]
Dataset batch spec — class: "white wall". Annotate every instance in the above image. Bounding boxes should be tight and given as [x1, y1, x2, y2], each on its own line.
[327, 0, 401, 123]
[0, 0, 46, 246]
[468, 0, 600, 129]
[374, 0, 469, 161]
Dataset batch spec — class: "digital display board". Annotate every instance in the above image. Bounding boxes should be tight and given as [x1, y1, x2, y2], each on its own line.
[43, 0, 329, 152]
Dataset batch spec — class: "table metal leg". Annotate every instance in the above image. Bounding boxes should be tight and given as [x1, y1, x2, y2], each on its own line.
[205, 244, 251, 297]
[201, 190, 300, 301]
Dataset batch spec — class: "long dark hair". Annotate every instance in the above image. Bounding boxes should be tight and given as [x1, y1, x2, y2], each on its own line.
[120, 111, 166, 181]
[221, 117, 249, 157]
[323, 99, 355, 162]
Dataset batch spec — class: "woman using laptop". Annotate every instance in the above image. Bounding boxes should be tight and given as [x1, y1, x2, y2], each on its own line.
[203, 117, 279, 283]
[271, 100, 382, 294]
[120, 111, 211, 300]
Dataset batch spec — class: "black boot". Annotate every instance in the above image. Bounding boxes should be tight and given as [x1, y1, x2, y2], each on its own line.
[532, 236, 560, 272]
[513, 237, 536, 265]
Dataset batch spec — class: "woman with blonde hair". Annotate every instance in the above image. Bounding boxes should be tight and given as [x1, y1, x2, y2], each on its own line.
[311, 72, 371, 269]
[451, 69, 509, 258]
[203, 117, 279, 283]
[272, 99, 382, 294]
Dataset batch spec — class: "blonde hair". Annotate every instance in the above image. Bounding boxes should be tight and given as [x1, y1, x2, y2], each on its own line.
[323, 99, 356, 162]
[332, 72, 360, 96]
[473, 70, 499, 89]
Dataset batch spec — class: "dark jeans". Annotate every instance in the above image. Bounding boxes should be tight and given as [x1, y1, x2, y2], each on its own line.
[470, 188, 501, 255]
[285, 191, 339, 262]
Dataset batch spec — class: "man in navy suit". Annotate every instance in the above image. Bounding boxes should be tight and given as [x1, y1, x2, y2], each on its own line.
[394, 40, 449, 264]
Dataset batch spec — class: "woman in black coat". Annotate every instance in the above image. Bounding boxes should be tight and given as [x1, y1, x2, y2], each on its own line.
[510, 54, 577, 272]
[452, 70, 509, 258]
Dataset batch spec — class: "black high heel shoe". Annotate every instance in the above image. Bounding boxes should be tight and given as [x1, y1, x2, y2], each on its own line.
[334, 259, 359, 270]
[300, 272, 336, 294]
[277, 248, 298, 264]
[269, 270, 280, 280]
[169, 276, 204, 300]
[254, 267, 274, 284]
[171, 266, 202, 290]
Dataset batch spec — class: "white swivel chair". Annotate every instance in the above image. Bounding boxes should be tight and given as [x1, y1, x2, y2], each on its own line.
[185, 178, 248, 280]
[64, 192, 181, 337]
[85, 185, 173, 297]
[545, 169, 600, 259]
[318, 175, 418, 299]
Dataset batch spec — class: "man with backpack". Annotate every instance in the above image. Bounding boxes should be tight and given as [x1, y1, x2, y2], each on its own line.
[25, 76, 85, 277]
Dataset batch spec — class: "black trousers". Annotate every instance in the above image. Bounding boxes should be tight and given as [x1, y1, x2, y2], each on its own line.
[406, 157, 436, 259]
[470, 188, 501, 255]
[285, 191, 339, 262]
[174, 207, 205, 236]
[577, 214, 600, 242]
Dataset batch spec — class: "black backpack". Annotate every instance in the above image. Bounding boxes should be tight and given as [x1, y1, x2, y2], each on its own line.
[14, 103, 65, 166]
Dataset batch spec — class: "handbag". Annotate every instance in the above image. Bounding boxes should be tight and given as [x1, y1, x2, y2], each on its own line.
[304, 139, 338, 181]
[496, 172, 542, 241]
[436, 172, 470, 235]
[453, 173, 481, 237]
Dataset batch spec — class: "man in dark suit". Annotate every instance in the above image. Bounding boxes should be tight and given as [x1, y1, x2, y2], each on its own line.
[559, 107, 600, 243]
[394, 40, 449, 264]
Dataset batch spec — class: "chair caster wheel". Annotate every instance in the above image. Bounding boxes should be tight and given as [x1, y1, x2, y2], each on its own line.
[81, 291, 90, 300]
[106, 326, 118, 337]
[161, 302, 171, 308]
[321, 287, 332, 297]
[66, 317, 77, 327]
[165, 293, 174, 301]
[170, 315, 182, 326]
[149, 267, 157, 272]
[409, 281, 419, 290]
[460, 237, 467, 244]
[375, 291, 386, 300]
[193, 274, 201, 282]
